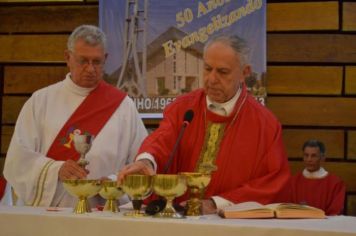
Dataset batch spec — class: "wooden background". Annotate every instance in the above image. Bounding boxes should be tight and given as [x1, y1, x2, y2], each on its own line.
[0, 0, 355, 215]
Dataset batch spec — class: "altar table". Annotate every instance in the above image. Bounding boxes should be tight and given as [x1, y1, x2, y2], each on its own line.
[0, 205, 356, 236]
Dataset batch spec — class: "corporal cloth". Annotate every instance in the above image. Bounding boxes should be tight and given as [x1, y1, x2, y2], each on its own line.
[2, 74, 147, 207]
[138, 85, 290, 205]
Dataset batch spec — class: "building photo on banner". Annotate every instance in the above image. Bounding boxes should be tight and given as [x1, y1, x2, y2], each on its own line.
[99, 0, 266, 118]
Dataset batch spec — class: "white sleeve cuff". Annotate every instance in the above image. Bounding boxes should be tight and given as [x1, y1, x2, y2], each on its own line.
[135, 152, 157, 172]
[211, 196, 234, 210]
[107, 174, 117, 181]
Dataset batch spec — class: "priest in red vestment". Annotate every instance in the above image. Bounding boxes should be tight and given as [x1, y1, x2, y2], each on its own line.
[290, 140, 346, 215]
[118, 35, 291, 214]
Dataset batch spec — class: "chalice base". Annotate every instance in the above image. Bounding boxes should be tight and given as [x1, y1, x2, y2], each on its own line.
[154, 206, 185, 219]
[123, 199, 147, 217]
[73, 198, 91, 214]
[186, 199, 202, 216]
[103, 199, 119, 213]
[123, 210, 146, 217]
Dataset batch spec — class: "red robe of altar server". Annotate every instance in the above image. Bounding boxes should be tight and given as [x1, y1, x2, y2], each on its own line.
[138, 85, 290, 205]
[0, 176, 6, 199]
[290, 171, 345, 215]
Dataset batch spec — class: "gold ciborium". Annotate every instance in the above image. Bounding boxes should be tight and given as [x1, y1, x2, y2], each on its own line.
[152, 174, 187, 218]
[121, 174, 152, 217]
[99, 180, 124, 213]
[63, 179, 102, 214]
[180, 172, 211, 216]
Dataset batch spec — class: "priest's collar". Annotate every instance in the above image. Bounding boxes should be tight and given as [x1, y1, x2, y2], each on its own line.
[206, 85, 241, 116]
[64, 73, 96, 96]
[303, 167, 328, 179]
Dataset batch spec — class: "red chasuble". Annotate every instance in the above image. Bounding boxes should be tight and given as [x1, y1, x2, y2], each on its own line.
[138, 85, 290, 205]
[290, 172, 346, 215]
[0, 176, 6, 199]
[46, 80, 126, 161]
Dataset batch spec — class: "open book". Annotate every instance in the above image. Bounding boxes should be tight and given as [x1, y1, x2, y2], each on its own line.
[219, 202, 326, 219]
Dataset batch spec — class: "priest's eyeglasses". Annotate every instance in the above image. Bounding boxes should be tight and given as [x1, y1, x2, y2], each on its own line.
[71, 53, 104, 69]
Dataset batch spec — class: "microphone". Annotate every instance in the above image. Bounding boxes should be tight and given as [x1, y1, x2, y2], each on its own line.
[163, 109, 194, 173]
[145, 109, 194, 215]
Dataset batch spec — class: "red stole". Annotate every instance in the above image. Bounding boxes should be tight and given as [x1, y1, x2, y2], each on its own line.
[46, 80, 126, 161]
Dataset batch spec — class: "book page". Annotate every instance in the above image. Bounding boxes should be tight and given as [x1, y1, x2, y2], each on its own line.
[220, 202, 275, 219]
[272, 203, 326, 219]
[222, 201, 266, 212]
[273, 203, 322, 211]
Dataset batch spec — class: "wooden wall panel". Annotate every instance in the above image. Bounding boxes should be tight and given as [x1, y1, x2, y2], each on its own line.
[1, 126, 13, 155]
[0, 158, 5, 177]
[267, 2, 338, 31]
[267, 97, 356, 127]
[267, 34, 356, 63]
[343, 2, 356, 31]
[347, 195, 356, 216]
[348, 131, 356, 160]
[2, 96, 29, 124]
[0, 5, 98, 33]
[0, 35, 68, 63]
[4, 66, 67, 94]
[267, 66, 342, 95]
[283, 129, 344, 159]
[345, 66, 356, 95]
[289, 161, 356, 192]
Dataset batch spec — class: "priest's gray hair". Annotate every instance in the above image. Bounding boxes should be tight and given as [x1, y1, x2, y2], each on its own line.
[302, 139, 326, 157]
[203, 35, 251, 67]
[67, 25, 107, 53]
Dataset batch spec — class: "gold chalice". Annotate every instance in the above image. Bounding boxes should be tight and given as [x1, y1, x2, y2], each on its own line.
[99, 180, 125, 213]
[121, 174, 152, 217]
[152, 174, 187, 218]
[180, 172, 211, 216]
[63, 179, 102, 214]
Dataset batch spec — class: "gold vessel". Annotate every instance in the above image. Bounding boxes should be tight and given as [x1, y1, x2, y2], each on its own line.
[99, 180, 124, 213]
[121, 174, 152, 217]
[152, 174, 187, 218]
[63, 179, 102, 214]
[180, 172, 211, 216]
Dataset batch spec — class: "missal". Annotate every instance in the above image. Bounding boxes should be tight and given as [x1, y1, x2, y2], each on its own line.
[218, 201, 326, 219]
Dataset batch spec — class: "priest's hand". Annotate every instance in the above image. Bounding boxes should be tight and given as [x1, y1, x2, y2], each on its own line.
[58, 159, 89, 181]
[202, 199, 217, 215]
[117, 160, 155, 185]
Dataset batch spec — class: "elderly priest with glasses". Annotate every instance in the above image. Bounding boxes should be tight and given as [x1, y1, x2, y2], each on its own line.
[1, 25, 147, 207]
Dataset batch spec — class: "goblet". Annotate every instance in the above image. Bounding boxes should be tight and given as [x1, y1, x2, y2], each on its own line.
[180, 172, 211, 216]
[63, 179, 102, 214]
[73, 133, 94, 168]
[152, 174, 187, 218]
[99, 180, 125, 213]
[121, 174, 152, 217]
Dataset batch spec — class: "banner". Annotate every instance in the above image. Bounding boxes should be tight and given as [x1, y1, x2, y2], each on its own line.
[99, 0, 266, 118]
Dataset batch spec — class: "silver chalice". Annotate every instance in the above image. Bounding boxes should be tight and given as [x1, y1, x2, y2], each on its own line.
[73, 133, 94, 167]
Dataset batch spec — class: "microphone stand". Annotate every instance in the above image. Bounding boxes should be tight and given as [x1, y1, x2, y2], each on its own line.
[146, 111, 193, 215]
[163, 121, 189, 174]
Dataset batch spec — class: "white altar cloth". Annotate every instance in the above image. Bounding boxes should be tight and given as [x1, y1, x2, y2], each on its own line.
[0, 205, 356, 236]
